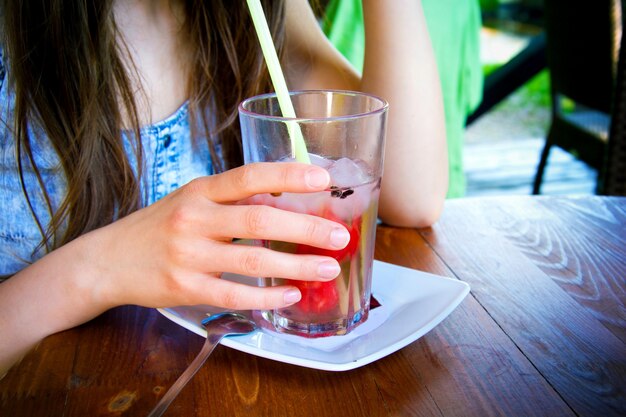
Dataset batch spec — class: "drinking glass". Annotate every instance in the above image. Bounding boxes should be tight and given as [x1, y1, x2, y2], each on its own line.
[239, 90, 388, 337]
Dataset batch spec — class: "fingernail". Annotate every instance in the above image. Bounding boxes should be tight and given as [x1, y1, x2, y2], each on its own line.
[283, 289, 301, 304]
[330, 227, 350, 249]
[305, 169, 330, 189]
[317, 260, 341, 279]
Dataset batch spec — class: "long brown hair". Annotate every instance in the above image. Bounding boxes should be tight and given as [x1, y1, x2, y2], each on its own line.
[0, 0, 284, 253]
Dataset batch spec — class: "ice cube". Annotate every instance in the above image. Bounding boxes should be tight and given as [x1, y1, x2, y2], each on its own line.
[327, 157, 371, 187]
[308, 153, 333, 169]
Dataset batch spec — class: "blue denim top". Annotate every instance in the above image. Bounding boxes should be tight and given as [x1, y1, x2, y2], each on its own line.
[0, 50, 216, 275]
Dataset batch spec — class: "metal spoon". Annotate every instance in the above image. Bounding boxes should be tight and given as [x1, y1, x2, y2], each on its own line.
[148, 312, 257, 417]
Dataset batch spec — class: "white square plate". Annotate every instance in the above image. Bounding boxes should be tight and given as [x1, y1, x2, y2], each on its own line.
[158, 260, 470, 371]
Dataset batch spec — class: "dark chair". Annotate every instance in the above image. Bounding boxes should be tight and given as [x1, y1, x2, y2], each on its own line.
[467, 0, 548, 126]
[466, 33, 547, 126]
[602, 13, 626, 196]
[532, 0, 620, 194]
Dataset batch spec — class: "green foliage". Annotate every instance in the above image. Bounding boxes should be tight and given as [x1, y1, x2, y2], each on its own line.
[482, 64, 551, 109]
[522, 69, 551, 108]
[482, 63, 501, 77]
[480, 0, 500, 13]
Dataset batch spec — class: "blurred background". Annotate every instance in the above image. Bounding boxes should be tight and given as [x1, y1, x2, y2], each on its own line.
[321, 0, 624, 198]
[466, 0, 606, 197]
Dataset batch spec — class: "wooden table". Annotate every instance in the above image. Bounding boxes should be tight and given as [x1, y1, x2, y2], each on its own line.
[1, 195, 625, 416]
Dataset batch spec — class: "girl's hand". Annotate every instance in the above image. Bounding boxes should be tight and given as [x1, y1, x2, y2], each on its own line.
[82, 162, 350, 312]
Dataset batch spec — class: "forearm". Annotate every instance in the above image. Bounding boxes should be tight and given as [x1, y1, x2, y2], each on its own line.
[0, 236, 105, 378]
[0, 163, 352, 377]
[361, 0, 447, 227]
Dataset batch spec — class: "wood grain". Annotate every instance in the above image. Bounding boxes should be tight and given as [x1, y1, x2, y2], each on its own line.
[0, 328, 79, 416]
[0, 196, 624, 417]
[487, 197, 625, 342]
[376, 225, 574, 417]
[420, 196, 626, 417]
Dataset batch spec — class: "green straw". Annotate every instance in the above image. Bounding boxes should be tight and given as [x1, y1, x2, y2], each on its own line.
[246, 0, 311, 164]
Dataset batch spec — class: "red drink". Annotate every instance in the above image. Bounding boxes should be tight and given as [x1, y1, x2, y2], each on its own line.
[257, 156, 380, 337]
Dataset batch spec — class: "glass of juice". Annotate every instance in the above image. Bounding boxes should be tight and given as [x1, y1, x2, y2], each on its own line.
[238, 90, 388, 337]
